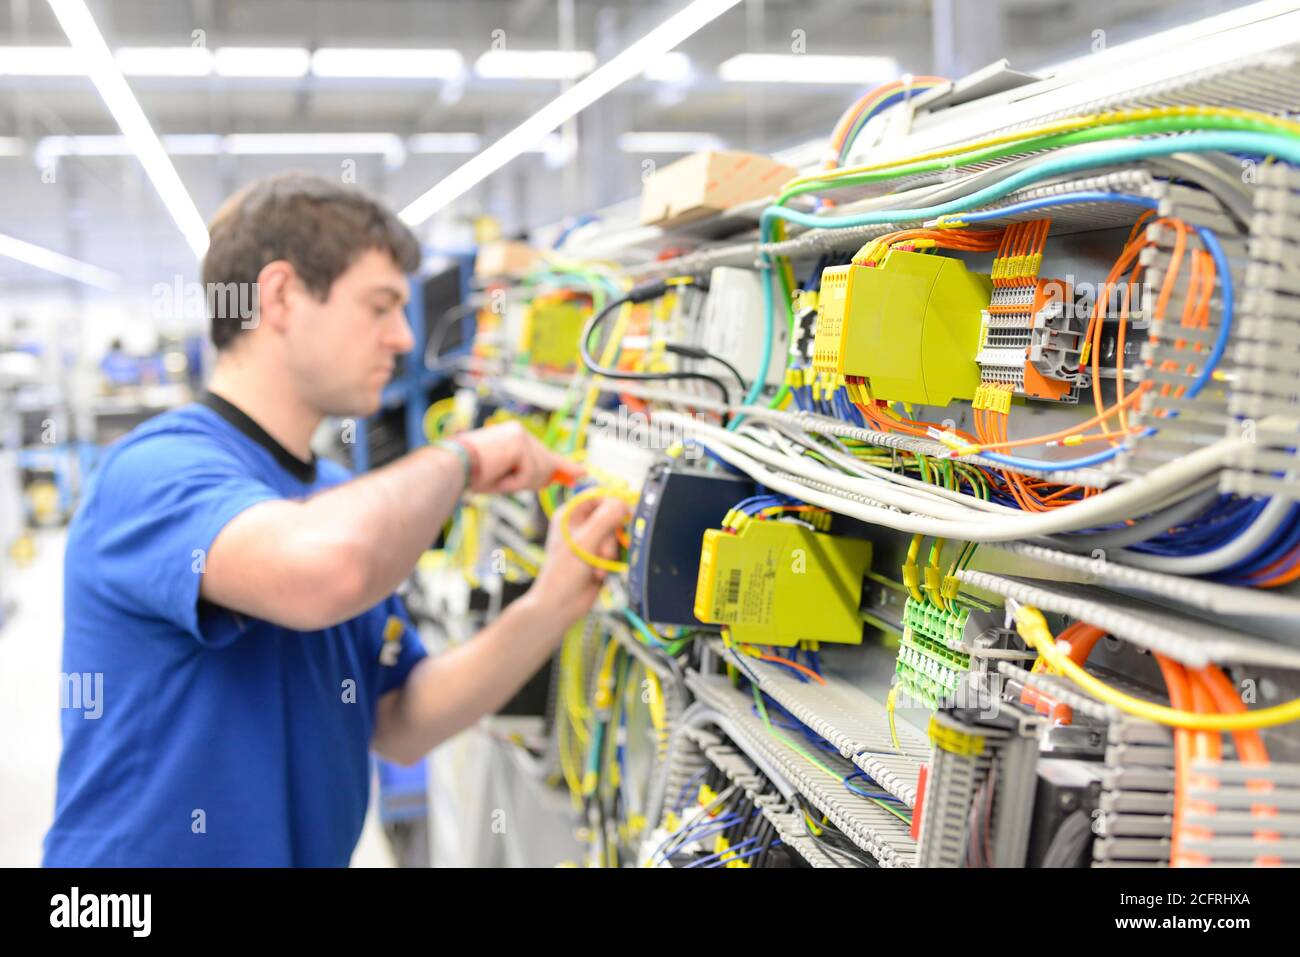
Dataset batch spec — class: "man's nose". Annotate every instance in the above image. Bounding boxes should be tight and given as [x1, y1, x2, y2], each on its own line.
[387, 311, 416, 354]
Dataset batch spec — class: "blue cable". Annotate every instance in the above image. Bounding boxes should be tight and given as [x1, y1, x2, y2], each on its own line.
[684, 836, 759, 868]
[837, 89, 918, 164]
[763, 133, 1300, 237]
[979, 223, 1236, 471]
[672, 767, 708, 813]
[702, 840, 782, 867]
[552, 213, 599, 250]
[753, 655, 813, 683]
[842, 769, 903, 803]
[652, 812, 741, 864]
[954, 191, 1157, 224]
[1215, 505, 1300, 581]
[735, 131, 1298, 431]
[622, 608, 670, 650]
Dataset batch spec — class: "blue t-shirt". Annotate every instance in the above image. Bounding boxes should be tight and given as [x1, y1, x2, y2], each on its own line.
[43, 396, 427, 867]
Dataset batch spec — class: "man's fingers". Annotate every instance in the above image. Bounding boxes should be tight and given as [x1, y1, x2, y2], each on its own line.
[574, 498, 629, 550]
[559, 495, 602, 526]
[494, 467, 531, 494]
[597, 533, 618, 561]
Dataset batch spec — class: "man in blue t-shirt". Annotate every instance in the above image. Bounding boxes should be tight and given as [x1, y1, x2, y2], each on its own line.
[44, 172, 627, 867]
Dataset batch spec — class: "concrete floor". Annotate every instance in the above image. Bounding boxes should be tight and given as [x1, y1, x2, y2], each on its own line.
[0, 528, 394, 867]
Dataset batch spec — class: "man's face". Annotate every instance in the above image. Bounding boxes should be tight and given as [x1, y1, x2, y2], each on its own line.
[282, 248, 414, 417]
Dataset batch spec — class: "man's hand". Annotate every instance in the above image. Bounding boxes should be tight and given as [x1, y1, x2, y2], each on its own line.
[372, 492, 631, 765]
[529, 495, 629, 627]
[455, 421, 577, 494]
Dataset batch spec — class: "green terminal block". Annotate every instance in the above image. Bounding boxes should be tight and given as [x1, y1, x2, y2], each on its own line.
[894, 597, 972, 710]
[812, 250, 993, 406]
[694, 520, 871, 647]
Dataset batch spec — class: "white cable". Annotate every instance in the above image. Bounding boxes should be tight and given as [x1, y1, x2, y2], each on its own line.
[679, 415, 990, 522]
[667, 414, 1242, 542]
[742, 421, 992, 514]
[747, 417, 1014, 516]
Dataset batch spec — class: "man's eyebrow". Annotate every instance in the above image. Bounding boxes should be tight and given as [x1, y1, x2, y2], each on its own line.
[366, 285, 408, 303]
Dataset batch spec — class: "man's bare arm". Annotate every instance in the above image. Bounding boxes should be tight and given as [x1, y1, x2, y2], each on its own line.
[201, 422, 569, 630]
[371, 496, 628, 763]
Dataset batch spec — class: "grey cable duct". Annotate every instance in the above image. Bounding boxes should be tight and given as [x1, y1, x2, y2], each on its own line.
[672, 703, 799, 803]
[988, 541, 1300, 618]
[1044, 480, 1223, 551]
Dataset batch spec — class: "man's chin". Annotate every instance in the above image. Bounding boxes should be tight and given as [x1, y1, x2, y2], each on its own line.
[323, 390, 382, 419]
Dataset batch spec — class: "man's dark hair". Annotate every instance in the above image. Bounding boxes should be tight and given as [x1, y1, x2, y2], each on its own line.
[201, 172, 421, 349]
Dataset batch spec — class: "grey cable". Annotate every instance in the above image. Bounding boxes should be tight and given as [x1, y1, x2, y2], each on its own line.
[1147, 153, 1255, 226]
[1040, 810, 1094, 868]
[1045, 480, 1222, 551]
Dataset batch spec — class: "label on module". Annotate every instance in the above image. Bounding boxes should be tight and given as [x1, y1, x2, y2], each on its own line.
[706, 543, 778, 627]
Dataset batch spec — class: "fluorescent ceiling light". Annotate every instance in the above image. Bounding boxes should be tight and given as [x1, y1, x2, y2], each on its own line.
[0, 137, 24, 156]
[407, 133, 482, 153]
[643, 51, 692, 83]
[401, 0, 744, 226]
[523, 133, 563, 154]
[116, 46, 212, 76]
[214, 47, 310, 78]
[717, 53, 899, 84]
[224, 132, 405, 166]
[0, 232, 120, 290]
[474, 49, 597, 80]
[618, 131, 724, 153]
[311, 48, 463, 78]
[36, 132, 465, 166]
[47, 0, 210, 258]
[35, 134, 223, 167]
[0, 45, 85, 75]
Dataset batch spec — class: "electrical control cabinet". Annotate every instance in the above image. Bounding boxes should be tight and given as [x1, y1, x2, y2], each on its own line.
[429, 4, 1300, 871]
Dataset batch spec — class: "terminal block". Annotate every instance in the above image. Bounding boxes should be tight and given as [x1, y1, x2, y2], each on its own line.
[813, 250, 992, 406]
[975, 278, 1082, 401]
[694, 520, 871, 647]
[894, 598, 972, 710]
[915, 708, 1039, 868]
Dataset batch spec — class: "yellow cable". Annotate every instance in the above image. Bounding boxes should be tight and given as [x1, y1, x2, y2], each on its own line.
[886, 686, 901, 750]
[926, 537, 947, 610]
[422, 396, 460, 443]
[573, 298, 633, 453]
[784, 106, 1300, 192]
[903, 534, 925, 603]
[1012, 603, 1300, 731]
[559, 486, 638, 573]
[644, 668, 666, 735]
[501, 546, 540, 576]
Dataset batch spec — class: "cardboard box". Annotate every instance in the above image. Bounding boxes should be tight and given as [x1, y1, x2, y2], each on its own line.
[639, 150, 797, 229]
[474, 240, 540, 280]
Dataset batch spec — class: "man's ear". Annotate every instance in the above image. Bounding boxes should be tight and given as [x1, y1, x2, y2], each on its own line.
[255, 260, 299, 334]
